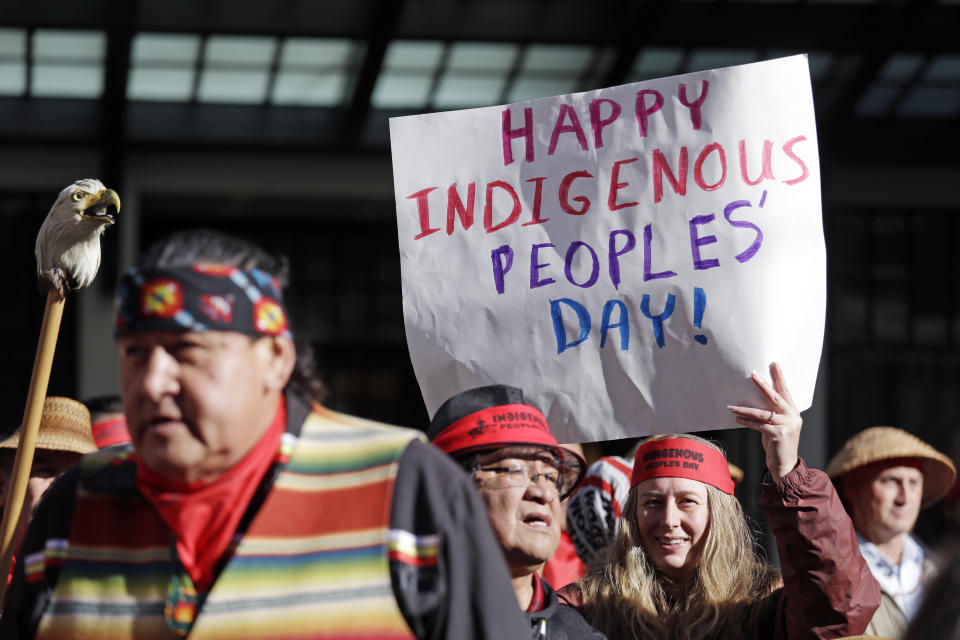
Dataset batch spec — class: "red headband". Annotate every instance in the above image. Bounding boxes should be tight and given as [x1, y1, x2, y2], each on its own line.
[856, 457, 924, 476]
[631, 438, 735, 495]
[91, 416, 131, 449]
[430, 404, 558, 455]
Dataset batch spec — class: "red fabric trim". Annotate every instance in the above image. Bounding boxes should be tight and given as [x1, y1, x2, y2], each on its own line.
[527, 571, 546, 613]
[250, 478, 397, 536]
[91, 416, 131, 448]
[580, 476, 623, 517]
[387, 550, 438, 567]
[631, 438, 734, 495]
[607, 457, 633, 476]
[431, 403, 557, 455]
[135, 396, 286, 592]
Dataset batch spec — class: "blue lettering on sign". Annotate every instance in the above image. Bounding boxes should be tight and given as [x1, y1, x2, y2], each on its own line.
[550, 288, 709, 353]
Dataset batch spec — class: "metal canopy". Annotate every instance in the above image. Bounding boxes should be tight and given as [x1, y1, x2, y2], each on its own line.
[0, 0, 957, 166]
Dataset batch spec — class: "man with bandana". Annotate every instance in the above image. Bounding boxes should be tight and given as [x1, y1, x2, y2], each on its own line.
[2, 230, 528, 640]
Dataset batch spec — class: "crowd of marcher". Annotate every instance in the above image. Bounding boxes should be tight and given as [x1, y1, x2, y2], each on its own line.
[1, 229, 957, 639]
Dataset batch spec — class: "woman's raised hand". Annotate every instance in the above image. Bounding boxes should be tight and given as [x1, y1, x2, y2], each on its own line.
[726, 362, 802, 481]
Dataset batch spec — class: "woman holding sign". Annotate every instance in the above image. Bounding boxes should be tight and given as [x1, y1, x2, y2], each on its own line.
[561, 363, 880, 640]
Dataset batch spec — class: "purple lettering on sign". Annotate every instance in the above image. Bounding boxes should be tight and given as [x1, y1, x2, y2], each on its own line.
[643, 224, 676, 281]
[689, 214, 720, 270]
[491, 245, 514, 294]
[723, 196, 763, 263]
[608, 229, 636, 290]
[530, 243, 556, 289]
[564, 241, 600, 288]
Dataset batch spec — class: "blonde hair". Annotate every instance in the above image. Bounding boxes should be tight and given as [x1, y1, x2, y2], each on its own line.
[577, 434, 781, 640]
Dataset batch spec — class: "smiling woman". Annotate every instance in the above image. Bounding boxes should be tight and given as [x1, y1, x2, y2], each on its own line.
[576, 434, 781, 638]
[567, 366, 883, 640]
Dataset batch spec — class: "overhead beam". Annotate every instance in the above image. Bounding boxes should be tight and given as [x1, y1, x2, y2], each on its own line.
[396, 2, 960, 53]
[339, 0, 406, 147]
[96, 0, 136, 293]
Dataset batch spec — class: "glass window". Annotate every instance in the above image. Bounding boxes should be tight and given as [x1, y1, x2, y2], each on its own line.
[128, 33, 200, 102]
[897, 86, 960, 117]
[273, 70, 349, 106]
[197, 69, 270, 104]
[372, 40, 444, 108]
[0, 28, 26, 96]
[433, 42, 517, 107]
[31, 29, 105, 98]
[205, 35, 276, 66]
[924, 54, 960, 82]
[506, 44, 593, 102]
[629, 47, 684, 82]
[879, 53, 924, 82]
[272, 38, 361, 106]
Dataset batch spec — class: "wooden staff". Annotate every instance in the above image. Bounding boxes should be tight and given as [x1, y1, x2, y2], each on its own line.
[0, 179, 119, 604]
[0, 294, 64, 601]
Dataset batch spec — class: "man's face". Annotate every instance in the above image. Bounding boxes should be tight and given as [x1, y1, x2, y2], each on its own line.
[471, 448, 563, 576]
[117, 330, 293, 483]
[848, 464, 924, 544]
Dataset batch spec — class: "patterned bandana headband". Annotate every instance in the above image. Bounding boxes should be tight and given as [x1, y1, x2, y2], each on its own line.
[631, 437, 735, 495]
[115, 264, 292, 339]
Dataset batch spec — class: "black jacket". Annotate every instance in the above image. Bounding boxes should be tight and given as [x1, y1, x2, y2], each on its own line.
[525, 578, 608, 640]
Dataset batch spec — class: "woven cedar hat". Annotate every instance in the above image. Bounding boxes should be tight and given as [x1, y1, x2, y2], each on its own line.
[826, 426, 956, 509]
[728, 462, 744, 484]
[427, 384, 586, 499]
[0, 396, 97, 455]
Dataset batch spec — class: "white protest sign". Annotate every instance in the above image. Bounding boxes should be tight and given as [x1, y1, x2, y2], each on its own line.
[390, 55, 824, 443]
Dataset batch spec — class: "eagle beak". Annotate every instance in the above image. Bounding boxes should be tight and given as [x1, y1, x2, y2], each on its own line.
[85, 189, 121, 223]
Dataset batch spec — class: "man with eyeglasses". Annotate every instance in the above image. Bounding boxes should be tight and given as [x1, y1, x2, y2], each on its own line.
[428, 385, 607, 640]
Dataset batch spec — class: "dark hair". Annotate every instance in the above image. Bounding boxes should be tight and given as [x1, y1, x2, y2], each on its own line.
[83, 394, 124, 421]
[136, 229, 326, 403]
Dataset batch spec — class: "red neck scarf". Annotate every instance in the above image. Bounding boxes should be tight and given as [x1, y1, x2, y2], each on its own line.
[527, 571, 547, 612]
[135, 396, 287, 592]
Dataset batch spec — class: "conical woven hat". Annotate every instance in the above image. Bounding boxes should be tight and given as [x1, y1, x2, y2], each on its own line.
[0, 396, 96, 455]
[728, 461, 744, 485]
[826, 426, 956, 509]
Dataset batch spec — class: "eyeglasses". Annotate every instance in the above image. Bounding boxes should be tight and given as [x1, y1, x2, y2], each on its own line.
[473, 461, 562, 492]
